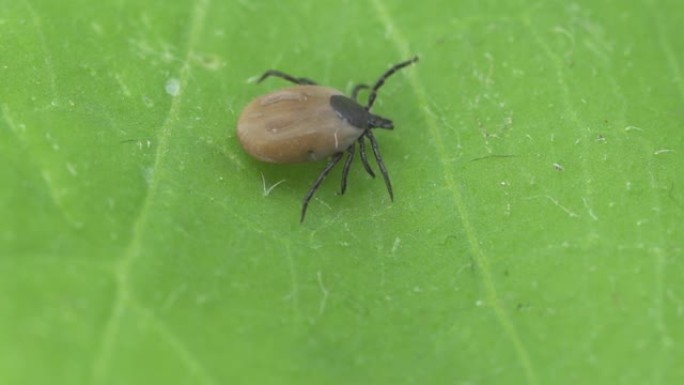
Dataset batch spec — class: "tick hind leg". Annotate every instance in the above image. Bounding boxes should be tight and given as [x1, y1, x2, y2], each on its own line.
[257, 70, 317, 85]
[301, 152, 344, 223]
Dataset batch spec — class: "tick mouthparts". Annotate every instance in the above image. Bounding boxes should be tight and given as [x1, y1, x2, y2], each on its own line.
[370, 115, 393, 129]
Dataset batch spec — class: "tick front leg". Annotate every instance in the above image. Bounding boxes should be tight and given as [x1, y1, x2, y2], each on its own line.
[257, 70, 317, 85]
[366, 56, 419, 110]
[301, 152, 345, 223]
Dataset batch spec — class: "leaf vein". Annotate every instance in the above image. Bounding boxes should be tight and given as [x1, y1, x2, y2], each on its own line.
[90, 0, 213, 383]
[371, 1, 537, 384]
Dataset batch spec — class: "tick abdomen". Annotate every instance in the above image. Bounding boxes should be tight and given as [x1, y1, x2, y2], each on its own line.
[237, 86, 363, 163]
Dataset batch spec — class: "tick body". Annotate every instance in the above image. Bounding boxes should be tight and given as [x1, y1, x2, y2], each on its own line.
[237, 86, 365, 163]
[236, 56, 418, 222]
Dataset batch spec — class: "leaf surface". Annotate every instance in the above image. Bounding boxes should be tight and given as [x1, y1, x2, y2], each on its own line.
[1, 0, 682, 384]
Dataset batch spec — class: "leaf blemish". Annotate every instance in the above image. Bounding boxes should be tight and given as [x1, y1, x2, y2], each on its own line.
[165, 78, 181, 96]
[143, 167, 154, 184]
[316, 271, 328, 316]
[391, 237, 401, 254]
[66, 162, 78, 176]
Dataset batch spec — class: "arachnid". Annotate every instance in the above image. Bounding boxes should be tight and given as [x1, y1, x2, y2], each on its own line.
[237, 56, 419, 222]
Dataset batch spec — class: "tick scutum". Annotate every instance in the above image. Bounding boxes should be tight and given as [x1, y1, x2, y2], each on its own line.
[329, 95, 371, 129]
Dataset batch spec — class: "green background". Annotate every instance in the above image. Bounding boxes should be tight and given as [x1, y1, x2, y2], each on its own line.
[1, 0, 682, 384]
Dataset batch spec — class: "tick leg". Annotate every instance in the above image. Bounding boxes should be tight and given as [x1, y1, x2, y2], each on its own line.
[366, 56, 419, 110]
[301, 152, 344, 223]
[351, 84, 370, 101]
[339, 144, 355, 195]
[357, 136, 376, 178]
[257, 70, 317, 85]
[366, 131, 393, 201]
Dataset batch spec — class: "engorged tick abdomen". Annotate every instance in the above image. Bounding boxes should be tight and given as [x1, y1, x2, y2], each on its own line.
[237, 85, 365, 163]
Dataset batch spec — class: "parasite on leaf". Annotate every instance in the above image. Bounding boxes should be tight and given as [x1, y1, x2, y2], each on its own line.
[237, 56, 419, 222]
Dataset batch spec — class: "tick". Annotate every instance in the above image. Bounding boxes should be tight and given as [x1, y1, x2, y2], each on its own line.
[237, 56, 418, 222]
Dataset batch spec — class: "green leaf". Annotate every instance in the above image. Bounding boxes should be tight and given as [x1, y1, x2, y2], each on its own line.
[2, 0, 682, 384]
